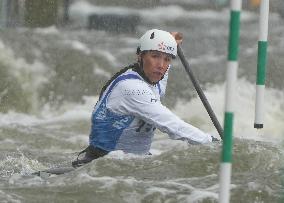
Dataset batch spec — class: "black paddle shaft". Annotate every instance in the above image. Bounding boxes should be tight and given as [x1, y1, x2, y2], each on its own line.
[177, 45, 224, 140]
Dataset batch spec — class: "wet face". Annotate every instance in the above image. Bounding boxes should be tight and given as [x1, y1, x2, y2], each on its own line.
[140, 51, 172, 83]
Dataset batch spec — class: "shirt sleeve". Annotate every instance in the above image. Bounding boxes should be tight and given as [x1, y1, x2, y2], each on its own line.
[107, 79, 212, 144]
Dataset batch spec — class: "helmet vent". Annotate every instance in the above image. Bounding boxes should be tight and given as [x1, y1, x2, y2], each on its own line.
[150, 32, 155, 39]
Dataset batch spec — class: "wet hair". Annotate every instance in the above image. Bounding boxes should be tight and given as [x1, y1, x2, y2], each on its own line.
[136, 47, 141, 55]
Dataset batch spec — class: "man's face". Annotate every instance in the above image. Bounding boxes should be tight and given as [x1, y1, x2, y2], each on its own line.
[140, 51, 172, 83]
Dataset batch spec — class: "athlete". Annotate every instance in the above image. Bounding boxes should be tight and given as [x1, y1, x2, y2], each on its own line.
[72, 29, 218, 167]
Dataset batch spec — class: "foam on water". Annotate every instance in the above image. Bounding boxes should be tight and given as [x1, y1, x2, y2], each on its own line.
[93, 67, 112, 78]
[69, 1, 137, 27]
[173, 78, 284, 142]
[1, 151, 45, 177]
[69, 1, 257, 27]
[141, 7, 257, 22]
[0, 38, 50, 113]
[39, 96, 96, 122]
[0, 2, 283, 202]
[0, 112, 42, 127]
[0, 40, 49, 87]
[34, 26, 60, 35]
[93, 49, 120, 67]
[0, 96, 96, 127]
[187, 190, 218, 203]
[1, 77, 282, 144]
[64, 39, 91, 54]
[0, 190, 22, 203]
[46, 169, 219, 203]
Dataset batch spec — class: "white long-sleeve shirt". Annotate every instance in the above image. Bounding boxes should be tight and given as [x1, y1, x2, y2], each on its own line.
[89, 66, 212, 154]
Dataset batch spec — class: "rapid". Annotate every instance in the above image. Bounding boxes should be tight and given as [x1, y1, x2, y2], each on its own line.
[0, 1, 283, 202]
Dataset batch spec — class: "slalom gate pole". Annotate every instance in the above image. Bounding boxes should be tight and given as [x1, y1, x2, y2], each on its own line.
[219, 0, 241, 202]
[254, 0, 269, 129]
[177, 45, 224, 140]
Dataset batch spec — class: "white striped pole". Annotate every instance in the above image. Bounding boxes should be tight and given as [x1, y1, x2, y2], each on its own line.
[254, 0, 269, 129]
[219, 1, 241, 203]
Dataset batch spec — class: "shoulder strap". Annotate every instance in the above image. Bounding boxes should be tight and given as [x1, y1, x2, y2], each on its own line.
[101, 73, 141, 102]
[99, 63, 138, 100]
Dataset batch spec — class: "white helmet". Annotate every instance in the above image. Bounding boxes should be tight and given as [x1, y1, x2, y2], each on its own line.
[138, 29, 177, 57]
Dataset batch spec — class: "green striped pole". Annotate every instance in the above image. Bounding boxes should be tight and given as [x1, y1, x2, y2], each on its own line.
[254, 0, 269, 129]
[219, 1, 241, 202]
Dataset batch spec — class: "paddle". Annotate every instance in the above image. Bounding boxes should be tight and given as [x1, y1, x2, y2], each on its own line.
[175, 38, 223, 140]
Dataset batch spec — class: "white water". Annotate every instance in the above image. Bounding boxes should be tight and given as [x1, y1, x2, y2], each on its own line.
[69, 1, 258, 27]
[0, 78, 283, 143]
[0, 2, 283, 202]
[174, 78, 284, 142]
